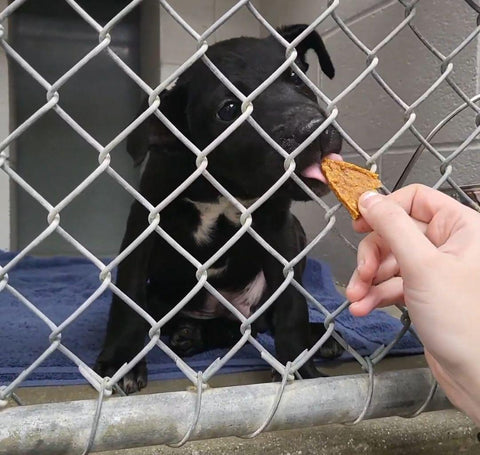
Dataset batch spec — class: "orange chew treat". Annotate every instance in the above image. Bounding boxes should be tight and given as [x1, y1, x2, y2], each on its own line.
[321, 159, 382, 220]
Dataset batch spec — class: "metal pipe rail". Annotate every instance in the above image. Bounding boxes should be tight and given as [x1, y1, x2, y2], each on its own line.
[0, 368, 450, 454]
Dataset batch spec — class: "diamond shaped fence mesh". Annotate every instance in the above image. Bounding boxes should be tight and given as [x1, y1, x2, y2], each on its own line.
[0, 0, 477, 453]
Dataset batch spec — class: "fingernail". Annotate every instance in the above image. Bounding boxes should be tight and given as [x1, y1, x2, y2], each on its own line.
[346, 269, 357, 291]
[349, 301, 369, 317]
[359, 191, 382, 210]
[349, 301, 361, 315]
[357, 258, 365, 272]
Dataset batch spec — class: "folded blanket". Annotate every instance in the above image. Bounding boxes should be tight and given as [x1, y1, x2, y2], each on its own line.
[0, 252, 423, 387]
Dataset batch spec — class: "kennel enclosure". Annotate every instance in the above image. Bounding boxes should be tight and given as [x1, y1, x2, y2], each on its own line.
[1, 0, 480, 453]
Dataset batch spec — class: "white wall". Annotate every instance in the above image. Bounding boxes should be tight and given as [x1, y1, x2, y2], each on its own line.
[0, 0, 10, 251]
[159, 0, 263, 80]
[258, 0, 480, 284]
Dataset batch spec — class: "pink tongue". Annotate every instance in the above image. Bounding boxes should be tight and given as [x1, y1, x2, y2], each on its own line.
[301, 153, 343, 183]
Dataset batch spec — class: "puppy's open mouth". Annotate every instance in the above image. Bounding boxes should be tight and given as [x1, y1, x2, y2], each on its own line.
[300, 152, 343, 183]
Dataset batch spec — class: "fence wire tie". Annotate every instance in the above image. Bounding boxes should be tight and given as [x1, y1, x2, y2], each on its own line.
[344, 357, 375, 426]
[2, 0, 480, 446]
[407, 376, 438, 418]
[240, 361, 294, 439]
[167, 371, 205, 448]
[81, 378, 108, 455]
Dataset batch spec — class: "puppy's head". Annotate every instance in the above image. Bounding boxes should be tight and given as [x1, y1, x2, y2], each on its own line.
[129, 24, 342, 200]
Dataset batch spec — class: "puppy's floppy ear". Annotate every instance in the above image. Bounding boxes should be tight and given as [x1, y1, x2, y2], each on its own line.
[277, 24, 335, 79]
[126, 83, 189, 166]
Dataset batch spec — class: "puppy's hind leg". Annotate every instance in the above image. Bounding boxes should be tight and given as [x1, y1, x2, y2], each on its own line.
[166, 317, 243, 357]
[309, 322, 344, 360]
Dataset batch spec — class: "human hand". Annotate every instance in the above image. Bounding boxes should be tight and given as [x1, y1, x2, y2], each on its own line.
[346, 184, 480, 424]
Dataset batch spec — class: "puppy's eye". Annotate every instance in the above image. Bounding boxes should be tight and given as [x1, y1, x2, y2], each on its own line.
[289, 70, 303, 86]
[217, 101, 241, 122]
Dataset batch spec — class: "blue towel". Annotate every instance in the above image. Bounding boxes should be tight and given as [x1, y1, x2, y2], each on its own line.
[0, 252, 423, 387]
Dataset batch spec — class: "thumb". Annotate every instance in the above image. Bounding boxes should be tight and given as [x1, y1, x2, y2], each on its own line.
[358, 191, 436, 267]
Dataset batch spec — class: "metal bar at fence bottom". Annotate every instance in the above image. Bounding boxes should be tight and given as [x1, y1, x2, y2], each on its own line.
[0, 368, 451, 454]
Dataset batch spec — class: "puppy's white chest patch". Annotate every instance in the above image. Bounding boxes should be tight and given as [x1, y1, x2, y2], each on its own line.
[186, 197, 257, 245]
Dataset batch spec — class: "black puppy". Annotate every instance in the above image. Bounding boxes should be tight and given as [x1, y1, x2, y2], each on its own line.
[95, 24, 344, 393]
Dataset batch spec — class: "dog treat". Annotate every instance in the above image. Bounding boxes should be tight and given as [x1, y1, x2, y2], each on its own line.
[321, 158, 382, 219]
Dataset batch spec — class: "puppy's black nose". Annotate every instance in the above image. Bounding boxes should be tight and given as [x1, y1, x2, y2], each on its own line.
[295, 118, 342, 155]
[320, 125, 342, 155]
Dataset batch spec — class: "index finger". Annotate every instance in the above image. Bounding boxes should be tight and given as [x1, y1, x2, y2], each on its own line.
[353, 184, 468, 233]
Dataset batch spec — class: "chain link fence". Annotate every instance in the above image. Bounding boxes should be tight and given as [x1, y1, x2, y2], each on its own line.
[0, 0, 478, 452]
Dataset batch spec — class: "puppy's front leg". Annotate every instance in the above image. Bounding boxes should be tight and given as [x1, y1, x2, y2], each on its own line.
[264, 260, 322, 379]
[94, 201, 154, 393]
[262, 217, 322, 379]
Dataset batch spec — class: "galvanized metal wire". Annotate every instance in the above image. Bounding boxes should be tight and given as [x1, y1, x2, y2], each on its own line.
[0, 0, 478, 451]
